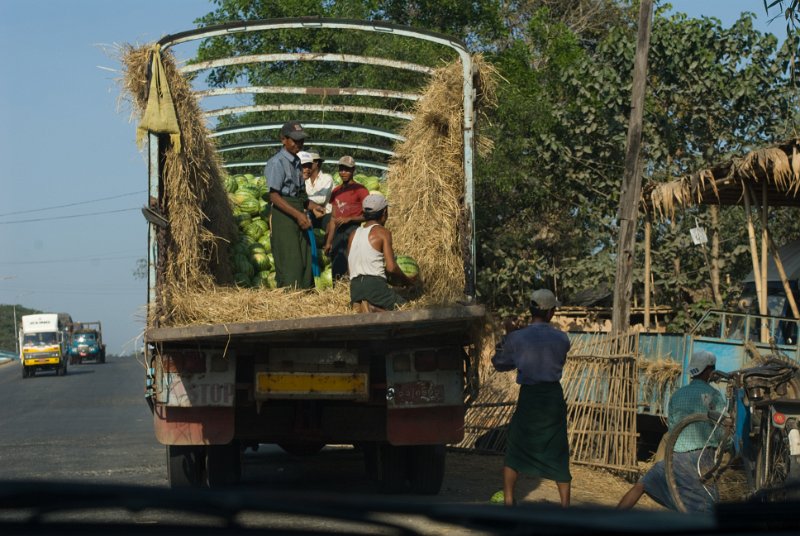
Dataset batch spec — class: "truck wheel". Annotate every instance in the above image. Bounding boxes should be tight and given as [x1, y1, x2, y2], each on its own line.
[99, 351, 106, 364]
[375, 443, 409, 494]
[22, 368, 29, 379]
[205, 441, 242, 488]
[407, 445, 446, 495]
[58, 363, 67, 376]
[278, 442, 325, 456]
[167, 445, 205, 488]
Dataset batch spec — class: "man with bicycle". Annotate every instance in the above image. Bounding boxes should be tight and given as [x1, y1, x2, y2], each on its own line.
[618, 350, 726, 513]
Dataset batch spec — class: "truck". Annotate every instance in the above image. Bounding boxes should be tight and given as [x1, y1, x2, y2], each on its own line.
[20, 313, 73, 378]
[136, 19, 485, 492]
[69, 322, 106, 364]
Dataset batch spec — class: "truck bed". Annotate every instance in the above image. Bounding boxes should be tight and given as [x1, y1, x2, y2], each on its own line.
[146, 304, 485, 345]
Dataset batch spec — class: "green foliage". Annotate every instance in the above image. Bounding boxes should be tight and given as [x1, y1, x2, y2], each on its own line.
[0, 304, 41, 353]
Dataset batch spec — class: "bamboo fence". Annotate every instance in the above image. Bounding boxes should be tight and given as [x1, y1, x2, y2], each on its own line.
[455, 329, 641, 477]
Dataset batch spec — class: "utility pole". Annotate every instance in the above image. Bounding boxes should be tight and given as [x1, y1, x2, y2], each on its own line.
[612, 0, 654, 336]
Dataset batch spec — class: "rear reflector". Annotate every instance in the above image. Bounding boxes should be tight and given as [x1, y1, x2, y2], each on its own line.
[773, 412, 787, 426]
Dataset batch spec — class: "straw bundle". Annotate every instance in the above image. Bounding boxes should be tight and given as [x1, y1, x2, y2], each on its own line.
[638, 358, 681, 416]
[387, 55, 498, 303]
[120, 45, 237, 325]
[121, 42, 498, 328]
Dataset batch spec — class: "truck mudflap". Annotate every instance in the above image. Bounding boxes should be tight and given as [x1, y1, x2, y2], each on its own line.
[387, 406, 466, 445]
[151, 348, 236, 445]
[385, 347, 467, 445]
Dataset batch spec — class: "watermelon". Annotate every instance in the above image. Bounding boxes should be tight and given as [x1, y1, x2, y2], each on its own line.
[315, 267, 333, 291]
[258, 235, 272, 254]
[396, 255, 419, 278]
[252, 251, 271, 271]
[363, 176, 380, 191]
[312, 228, 326, 248]
[234, 272, 251, 286]
[255, 270, 273, 288]
[332, 172, 342, 185]
[251, 218, 269, 237]
[234, 253, 254, 277]
[243, 220, 264, 240]
[266, 271, 278, 289]
[239, 196, 261, 216]
[223, 175, 238, 193]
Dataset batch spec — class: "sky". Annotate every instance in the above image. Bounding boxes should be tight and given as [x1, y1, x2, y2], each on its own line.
[0, 0, 792, 355]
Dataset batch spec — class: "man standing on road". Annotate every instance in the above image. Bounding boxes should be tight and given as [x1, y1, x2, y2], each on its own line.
[617, 350, 725, 513]
[491, 289, 572, 507]
[266, 121, 314, 289]
[324, 156, 369, 279]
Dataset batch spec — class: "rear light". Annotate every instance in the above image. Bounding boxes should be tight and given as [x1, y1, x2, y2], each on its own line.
[773, 412, 787, 426]
[414, 350, 437, 372]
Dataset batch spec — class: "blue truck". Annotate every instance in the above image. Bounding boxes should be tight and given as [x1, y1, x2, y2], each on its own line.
[69, 322, 106, 364]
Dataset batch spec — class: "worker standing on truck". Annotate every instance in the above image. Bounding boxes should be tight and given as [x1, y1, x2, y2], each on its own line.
[266, 121, 315, 289]
[347, 193, 414, 311]
[491, 289, 572, 507]
[617, 350, 725, 513]
[304, 151, 333, 230]
[324, 156, 369, 279]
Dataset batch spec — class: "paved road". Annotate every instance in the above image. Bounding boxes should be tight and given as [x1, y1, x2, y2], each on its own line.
[0, 355, 164, 484]
[0, 357, 502, 533]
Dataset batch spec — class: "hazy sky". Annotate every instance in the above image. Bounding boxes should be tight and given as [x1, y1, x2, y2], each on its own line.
[0, 0, 790, 354]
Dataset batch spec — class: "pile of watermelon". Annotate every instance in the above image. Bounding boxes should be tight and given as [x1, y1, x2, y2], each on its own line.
[226, 173, 333, 290]
[332, 172, 388, 196]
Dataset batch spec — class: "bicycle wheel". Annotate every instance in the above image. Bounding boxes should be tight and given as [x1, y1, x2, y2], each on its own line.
[663, 412, 731, 513]
[755, 417, 794, 491]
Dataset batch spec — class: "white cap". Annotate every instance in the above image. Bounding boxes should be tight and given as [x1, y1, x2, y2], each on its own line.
[297, 151, 313, 165]
[688, 350, 716, 377]
[531, 289, 561, 310]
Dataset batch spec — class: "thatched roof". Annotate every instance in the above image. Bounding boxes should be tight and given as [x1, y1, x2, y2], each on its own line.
[647, 138, 800, 218]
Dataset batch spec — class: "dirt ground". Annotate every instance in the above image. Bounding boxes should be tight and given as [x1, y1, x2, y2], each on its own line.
[442, 450, 663, 509]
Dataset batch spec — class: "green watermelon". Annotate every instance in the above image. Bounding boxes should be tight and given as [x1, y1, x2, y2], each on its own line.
[255, 270, 273, 287]
[267, 271, 278, 289]
[258, 235, 272, 254]
[332, 172, 342, 185]
[239, 196, 261, 216]
[363, 176, 380, 191]
[234, 253, 254, 277]
[243, 220, 263, 240]
[223, 175, 238, 193]
[234, 272, 251, 286]
[315, 267, 333, 291]
[252, 251, 271, 271]
[396, 255, 419, 278]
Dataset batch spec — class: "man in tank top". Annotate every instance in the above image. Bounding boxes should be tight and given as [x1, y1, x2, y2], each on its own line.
[346, 193, 415, 311]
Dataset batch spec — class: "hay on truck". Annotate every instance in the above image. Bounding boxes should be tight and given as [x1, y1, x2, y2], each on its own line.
[119, 43, 498, 328]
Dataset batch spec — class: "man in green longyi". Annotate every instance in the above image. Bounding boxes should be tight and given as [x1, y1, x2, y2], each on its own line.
[491, 289, 572, 507]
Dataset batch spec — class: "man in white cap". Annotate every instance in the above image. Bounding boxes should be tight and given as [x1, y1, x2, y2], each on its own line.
[491, 289, 572, 507]
[265, 121, 313, 288]
[618, 350, 725, 513]
[346, 193, 414, 311]
[303, 151, 333, 229]
[324, 155, 369, 279]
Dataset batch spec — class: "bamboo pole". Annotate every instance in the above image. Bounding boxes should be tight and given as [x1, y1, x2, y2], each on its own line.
[742, 185, 764, 320]
[767, 233, 800, 319]
[761, 183, 770, 342]
[644, 214, 652, 329]
[710, 205, 722, 306]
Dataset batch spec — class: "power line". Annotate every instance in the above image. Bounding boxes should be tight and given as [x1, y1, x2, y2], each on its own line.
[0, 191, 145, 218]
[0, 207, 139, 225]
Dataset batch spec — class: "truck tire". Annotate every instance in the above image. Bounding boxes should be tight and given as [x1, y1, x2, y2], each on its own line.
[58, 363, 67, 376]
[278, 442, 325, 456]
[408, 445, 446, 495]
[167, 445, 205, 488]
[22, 367, 30, 379]
[99, 350, 106, 364]
[375, 443, 409, 494]
[205, 442, 242, 488]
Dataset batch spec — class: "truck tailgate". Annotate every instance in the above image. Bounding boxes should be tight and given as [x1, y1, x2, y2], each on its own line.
[145, 305, 485, 345]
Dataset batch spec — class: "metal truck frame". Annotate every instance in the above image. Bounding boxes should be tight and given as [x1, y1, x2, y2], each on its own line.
[143, 18, 484, 492]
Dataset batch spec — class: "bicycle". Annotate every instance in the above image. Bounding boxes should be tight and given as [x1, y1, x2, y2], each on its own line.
[663, 358, 799, 512]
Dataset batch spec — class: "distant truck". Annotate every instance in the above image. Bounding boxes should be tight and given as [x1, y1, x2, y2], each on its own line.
[19, 313, 73, 378]
[69, 322, 106, 364]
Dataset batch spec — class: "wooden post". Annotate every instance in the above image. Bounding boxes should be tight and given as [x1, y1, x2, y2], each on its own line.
[644, 214, 652, 329]
[612, 0, 654, 336]
[742, 185, 764, 322]
[710, 205, 722, 306]
[760, 183, 770, 342]
[768, 233, 800, 319]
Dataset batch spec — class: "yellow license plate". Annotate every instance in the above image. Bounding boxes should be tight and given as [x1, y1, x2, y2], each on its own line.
[256, 372, 367, 397]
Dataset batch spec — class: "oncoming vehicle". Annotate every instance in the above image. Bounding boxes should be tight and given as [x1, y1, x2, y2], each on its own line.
[70, 322, 106, 364]
[19, 313, 73, 378]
